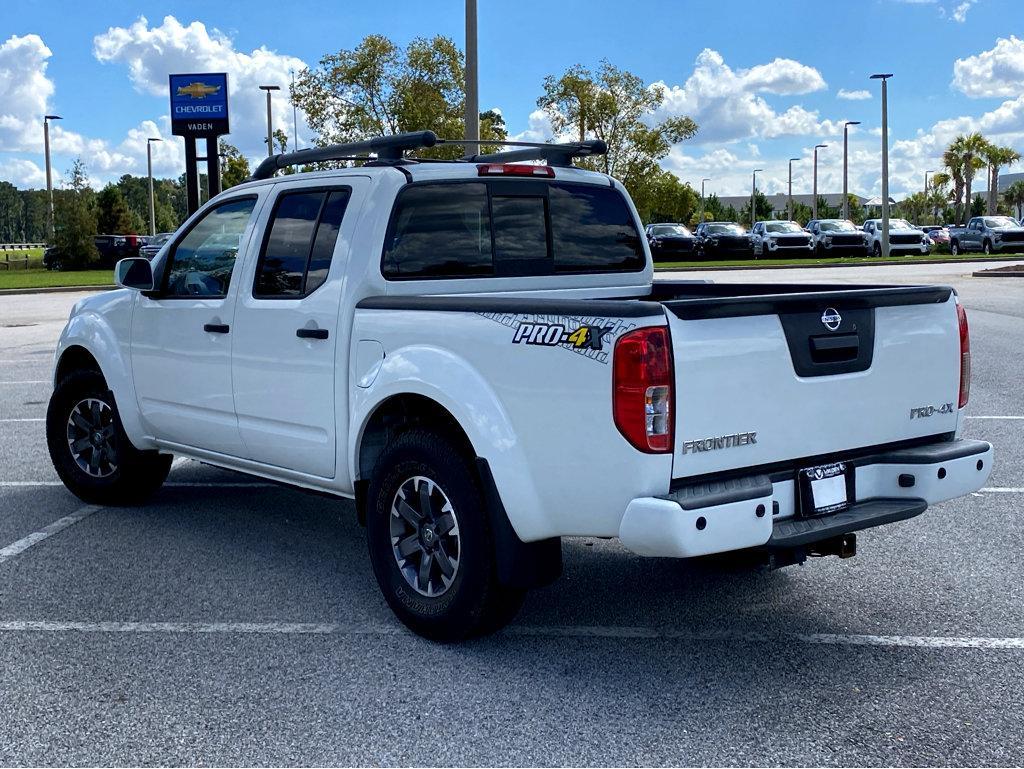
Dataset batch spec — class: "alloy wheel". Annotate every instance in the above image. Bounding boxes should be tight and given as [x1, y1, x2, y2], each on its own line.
[66, 397, 118, 478]
[390, 475, 461, 598]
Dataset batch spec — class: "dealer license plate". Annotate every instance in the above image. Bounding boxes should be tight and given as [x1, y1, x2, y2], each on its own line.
[798, 462, 850, 516]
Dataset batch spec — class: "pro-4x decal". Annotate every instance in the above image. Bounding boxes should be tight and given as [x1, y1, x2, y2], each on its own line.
[477, 312, 637, 364]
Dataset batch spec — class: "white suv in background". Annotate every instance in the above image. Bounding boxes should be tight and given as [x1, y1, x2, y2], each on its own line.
[750, 221, 815, 257]
[863, 218, 931, 257]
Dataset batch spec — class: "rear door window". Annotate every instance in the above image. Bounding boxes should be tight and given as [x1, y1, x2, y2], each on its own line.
[382, 180, 643, 279]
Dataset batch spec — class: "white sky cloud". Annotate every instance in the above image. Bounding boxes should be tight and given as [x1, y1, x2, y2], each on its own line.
[951, 0, 977, 22]
[0, 157, 46, 188]
[952, 36, 1024, 98]
[837, 89, 872, 101]
[0, 34, 55, 154]
[93, 16, 309, 160]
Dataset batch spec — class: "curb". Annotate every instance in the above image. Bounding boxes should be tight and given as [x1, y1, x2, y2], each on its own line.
[0, 285, 114, 297]
[654, 256, 1024, 272]
[972, 270, 1024, 278]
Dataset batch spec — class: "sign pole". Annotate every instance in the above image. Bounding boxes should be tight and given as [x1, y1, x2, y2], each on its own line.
[206, 137, 222, 199]
[170, 73, 230, 217]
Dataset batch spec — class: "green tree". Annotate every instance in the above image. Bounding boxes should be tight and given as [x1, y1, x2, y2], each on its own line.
[738, 190, 774, 227]
[983, 144, 1021, 215]
[944, 133, 988, 224]
[789, 201, 814, 226]
[96, 184, 136, 234]
[292, 34, 506, 160]
[219, 141, 252, 189]
[537, 60, 697, 199]
[53, 159, 99, 269]
[631, 170, 698, 224]
[1003, 180, 1024, 220]
[0, 182, 20, 241]
[970, 192, 985, 217]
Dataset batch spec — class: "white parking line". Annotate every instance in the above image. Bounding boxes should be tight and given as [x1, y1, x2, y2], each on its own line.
[0, 619, 1021, 649]
[966, 416, 1024, 420]
[0, 504, 102, 565]
[0, 380, 49, 385]
[980, 487, 1024, 493]
[0, 418, 44, 423]
[0, 481, 277, 488]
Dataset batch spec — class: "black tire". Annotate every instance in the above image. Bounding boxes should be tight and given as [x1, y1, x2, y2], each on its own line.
[365, 429, 524, 641]
[951, 240, 960, 256]
[872, 242, 881, 257]
[983, 240, 992, 255]
[46, 369, 171, 505]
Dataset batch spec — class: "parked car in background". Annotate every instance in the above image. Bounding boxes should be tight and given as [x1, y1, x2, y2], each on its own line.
[919, 225, 951, 250]
[750, 220, 815, 257]
[862, 219, 930, 257]
[694, 221, 753, 259]
[43, 234, 143, 271]
[806, 219, 869, 256]
[948, 216, 1024, 255]
[645, 223, 697, 262]
[139, 233, 174, 260]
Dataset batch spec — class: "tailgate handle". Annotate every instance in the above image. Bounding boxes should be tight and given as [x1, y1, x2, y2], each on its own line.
[810, 333, 859, 363]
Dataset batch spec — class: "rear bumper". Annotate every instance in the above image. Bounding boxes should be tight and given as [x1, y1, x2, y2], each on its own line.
[618, 439, 992, 558]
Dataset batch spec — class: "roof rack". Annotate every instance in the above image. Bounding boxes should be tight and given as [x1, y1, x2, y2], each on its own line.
[250, 130, 439, 180]
[447, 138, 607, 168]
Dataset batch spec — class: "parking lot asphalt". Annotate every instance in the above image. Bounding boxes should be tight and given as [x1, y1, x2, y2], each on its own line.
[0, 262, 1022, 766]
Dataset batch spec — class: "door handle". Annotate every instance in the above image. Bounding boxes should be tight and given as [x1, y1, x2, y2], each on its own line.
[296, 327, 329, 340]
[204, 323, 230, 334]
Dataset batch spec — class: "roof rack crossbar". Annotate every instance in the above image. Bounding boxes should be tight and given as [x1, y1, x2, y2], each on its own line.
[250, 130, 438, 180]
[459, 139, 607, 168]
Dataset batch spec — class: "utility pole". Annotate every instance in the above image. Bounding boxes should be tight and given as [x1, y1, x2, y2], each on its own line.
[464, 0, 479, 153]
[290, 70, 299, 153]
[813, 144, 827, 219]
[43, 115, 62, 241]
[259, 85, 280, 157]
[700, 178, 710, 223]
[925, 169, 935, 224]
[147, 137, 162, 236]
[843, 121, 860, 221]
[871, 73, 893, 258]
[788, 158, 799, 222]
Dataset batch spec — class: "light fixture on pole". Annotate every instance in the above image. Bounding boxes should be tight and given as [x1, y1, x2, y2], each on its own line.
[146, 137, 162, 236]
[464, 0, 479, 154]
[842, 121, 860, 221]
[871, 73, 893, 258]
[751, 168, 763, 233]
[700, 178, 711, 223]
[259, 85, 280, 157]
[43, 115, 62, 241]
[787, 158, 799, 223]
[812, 144, 828, 219]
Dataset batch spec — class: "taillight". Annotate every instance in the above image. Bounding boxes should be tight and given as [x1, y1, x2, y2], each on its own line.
[613, 326, 673, 453]
[476, 163, 555, 178]
[957, 300, 970, 408]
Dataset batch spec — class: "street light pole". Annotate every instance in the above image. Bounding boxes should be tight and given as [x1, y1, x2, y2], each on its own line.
[788, 158, 799, 222]
[700, 178, 711, 223]
[43, 115, 62, 241]
[464, 0, 479, 153]
[843, 121, 860, 221]
[924, 169, 935, 223]
[147, 137, 162, 236]
[871, 73, 893, 258]
[290, 69, 299, 153]
[813, 144, 828, 219]
[751, 168, 763, 230]
[259, 85, 280, 157]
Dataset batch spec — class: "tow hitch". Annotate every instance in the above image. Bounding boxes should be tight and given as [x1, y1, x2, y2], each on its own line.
[766, 533, 857, 570]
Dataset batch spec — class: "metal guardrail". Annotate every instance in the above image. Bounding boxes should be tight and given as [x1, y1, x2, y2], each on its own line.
[0, 243, 46, 250]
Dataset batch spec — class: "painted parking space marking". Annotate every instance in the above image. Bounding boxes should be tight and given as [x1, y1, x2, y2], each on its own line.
[0, 481, 277, 488]
[966, 415, 1024, 420]
[0, 418, 44, 423]
[0, 504, 102, 565]
[979, 487, 1024, 493]
[0, 380, 49, 385]
[0, 619, 1021, 649]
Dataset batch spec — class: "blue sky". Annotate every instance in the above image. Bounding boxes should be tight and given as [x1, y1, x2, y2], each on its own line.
[1, 0, 1022, 199]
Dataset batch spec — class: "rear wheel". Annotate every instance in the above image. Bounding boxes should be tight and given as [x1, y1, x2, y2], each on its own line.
[872, 242, 881, 257]
[951, 240, 960, 256]
[46, 369, 171, 505]
[983, 240, 992, 255]
[366, 429, 524, 641]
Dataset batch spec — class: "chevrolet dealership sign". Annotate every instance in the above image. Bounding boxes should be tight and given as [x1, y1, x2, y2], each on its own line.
[169, 73, 229, 137]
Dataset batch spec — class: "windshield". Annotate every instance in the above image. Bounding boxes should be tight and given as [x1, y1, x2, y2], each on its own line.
[888, 219, 914, 230]
[651, 224, 692, 237]
[765, 222, 803, 234]
[706, 224, 746, 235]
[819, 220, 857, 232]
[984, 217, 1019, 229]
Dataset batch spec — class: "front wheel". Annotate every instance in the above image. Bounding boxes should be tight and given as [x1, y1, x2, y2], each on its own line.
[983, 240, 992, 255]
[46, 369, 171, 505]
[366, 429, 524, 641]
[951, 240, 960, 256]
[872, 242, 881, 257]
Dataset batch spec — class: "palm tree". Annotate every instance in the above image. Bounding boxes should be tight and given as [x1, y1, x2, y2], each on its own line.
[942, 140, 966, 224]
[959, 133, 989, 224]
[1004, 179, 1024, 221]
[984, 144, 1022, 215]
[930, 171, 951, 224]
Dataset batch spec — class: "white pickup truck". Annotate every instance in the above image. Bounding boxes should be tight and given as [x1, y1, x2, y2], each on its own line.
[47, 132, 992, 640]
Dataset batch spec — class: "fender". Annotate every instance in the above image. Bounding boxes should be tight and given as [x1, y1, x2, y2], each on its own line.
[350, 344, 551, 542]
[54, 291, 153, 451]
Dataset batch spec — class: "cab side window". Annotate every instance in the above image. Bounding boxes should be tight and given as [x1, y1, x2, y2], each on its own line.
[254, 188, 351, 298]
[164, 198, 257, 298]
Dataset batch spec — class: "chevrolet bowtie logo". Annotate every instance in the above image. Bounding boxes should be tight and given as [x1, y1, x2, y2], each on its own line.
[177, 82, 221, 99]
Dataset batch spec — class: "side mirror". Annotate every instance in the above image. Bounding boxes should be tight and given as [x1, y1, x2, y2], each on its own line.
[115, 257, 154, 291]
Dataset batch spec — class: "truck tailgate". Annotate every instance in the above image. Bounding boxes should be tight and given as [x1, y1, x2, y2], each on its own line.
[660, 284, 961, 479]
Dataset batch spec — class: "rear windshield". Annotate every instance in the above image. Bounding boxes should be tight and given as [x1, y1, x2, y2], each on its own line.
[382, 180, 644, 279]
